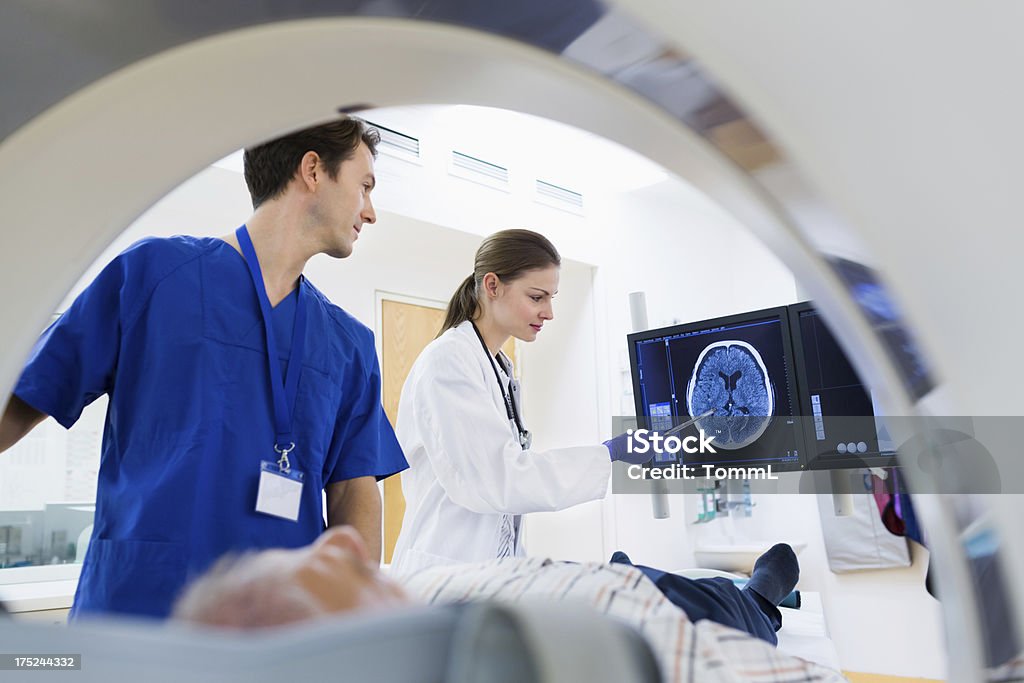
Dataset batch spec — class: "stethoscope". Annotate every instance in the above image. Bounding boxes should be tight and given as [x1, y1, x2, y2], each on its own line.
[471, 322, 532, 451]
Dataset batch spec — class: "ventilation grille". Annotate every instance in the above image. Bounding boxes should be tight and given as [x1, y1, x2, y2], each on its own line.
[450, 151, 509, 187]
[368, 122, 420, 159]
[536, 180, 583, 207]
[535, 179, 584, 213]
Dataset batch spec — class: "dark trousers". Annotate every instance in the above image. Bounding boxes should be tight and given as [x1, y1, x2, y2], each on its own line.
[610, 553, 782, 646]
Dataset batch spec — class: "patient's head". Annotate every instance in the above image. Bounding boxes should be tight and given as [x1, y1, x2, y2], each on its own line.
[173, 526, 410, 628]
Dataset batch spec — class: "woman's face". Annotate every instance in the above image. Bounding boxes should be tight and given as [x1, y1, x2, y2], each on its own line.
[487, 265, 559, 343]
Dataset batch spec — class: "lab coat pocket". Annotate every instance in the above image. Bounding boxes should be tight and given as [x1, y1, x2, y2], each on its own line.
[73, 538, 188, 618]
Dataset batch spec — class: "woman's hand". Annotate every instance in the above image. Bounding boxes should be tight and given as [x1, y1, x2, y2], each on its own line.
[604, 432, 651, 465]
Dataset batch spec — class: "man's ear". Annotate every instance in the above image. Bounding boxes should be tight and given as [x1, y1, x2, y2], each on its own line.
[299, 150, 321, 191]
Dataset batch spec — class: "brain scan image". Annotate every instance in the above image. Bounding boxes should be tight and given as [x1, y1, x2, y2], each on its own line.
[686, 340, 775, 449]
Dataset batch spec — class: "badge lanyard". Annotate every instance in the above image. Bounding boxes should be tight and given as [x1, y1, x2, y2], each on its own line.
[236, 226, 308, 472]
[471, 322, 531, 450]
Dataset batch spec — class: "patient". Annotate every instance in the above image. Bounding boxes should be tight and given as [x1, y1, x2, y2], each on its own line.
[172, 529, 842, 682]
[172, 529, 849, 683]
[173, 527, 797, 646]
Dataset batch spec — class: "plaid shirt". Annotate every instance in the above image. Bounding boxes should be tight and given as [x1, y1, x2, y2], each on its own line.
[404, 556, 849, 683]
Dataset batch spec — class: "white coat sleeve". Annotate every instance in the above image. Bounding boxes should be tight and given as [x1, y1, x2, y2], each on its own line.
[410, 348, 611, 515]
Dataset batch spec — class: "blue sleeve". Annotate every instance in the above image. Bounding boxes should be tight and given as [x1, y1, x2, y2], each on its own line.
[14, 255, 128, 429]
[326, 336, 408, 483]
[13, 238, 188, 429]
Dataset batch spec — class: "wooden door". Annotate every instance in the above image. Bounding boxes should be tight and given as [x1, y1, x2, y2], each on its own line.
[380, 299, 516, 563]
[381, 300, 444, 564]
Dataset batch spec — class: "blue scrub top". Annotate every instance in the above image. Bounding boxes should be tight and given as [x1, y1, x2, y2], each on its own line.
[14, 236, 408, 619]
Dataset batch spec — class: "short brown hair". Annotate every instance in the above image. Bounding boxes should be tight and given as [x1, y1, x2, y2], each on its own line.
[243, 116, 380, 209]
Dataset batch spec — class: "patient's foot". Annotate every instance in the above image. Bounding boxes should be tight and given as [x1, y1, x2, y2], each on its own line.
[744, 543, 799, 606]
[609, 551, 633, 565]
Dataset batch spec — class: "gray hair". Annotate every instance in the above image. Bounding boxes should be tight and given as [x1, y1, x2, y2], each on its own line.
[172, 553, 322, 629]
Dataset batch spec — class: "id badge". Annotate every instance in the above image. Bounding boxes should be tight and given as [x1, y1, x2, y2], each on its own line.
[255, 460, 305, 521]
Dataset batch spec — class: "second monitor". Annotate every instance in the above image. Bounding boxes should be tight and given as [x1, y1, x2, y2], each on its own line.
[788, 301, 897, 469]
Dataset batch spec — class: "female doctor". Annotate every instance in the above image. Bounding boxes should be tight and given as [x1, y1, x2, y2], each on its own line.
[391, 229, 641, 575]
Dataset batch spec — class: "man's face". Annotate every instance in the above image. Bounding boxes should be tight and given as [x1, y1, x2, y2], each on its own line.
[290, 526, 408, 614]
[313, 141, 377, 259]
[173, 526, 410, 629]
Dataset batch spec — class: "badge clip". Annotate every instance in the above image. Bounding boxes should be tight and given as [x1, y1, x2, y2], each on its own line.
[274, 441, 295, 473]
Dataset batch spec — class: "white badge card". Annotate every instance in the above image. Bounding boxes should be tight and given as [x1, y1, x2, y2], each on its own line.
[255, 461, 305, 521]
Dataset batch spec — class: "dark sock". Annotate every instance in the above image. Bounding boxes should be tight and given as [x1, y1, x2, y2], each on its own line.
[744, 543, 799, 606]
[609, 551, 633, 565]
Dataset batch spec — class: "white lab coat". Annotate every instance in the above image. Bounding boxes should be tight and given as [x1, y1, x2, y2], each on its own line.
[390, 321, 611, 577]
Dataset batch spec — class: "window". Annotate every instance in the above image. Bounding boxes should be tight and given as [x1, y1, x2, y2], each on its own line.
[0, 375, 102, 572]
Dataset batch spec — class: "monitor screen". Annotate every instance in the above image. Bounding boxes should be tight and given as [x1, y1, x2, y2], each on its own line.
[788, 302, 898, 469]
[628, 307, 806, 473]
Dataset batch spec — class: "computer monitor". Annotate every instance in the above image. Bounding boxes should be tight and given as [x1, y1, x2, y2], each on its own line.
[627, 306, 806, 473]
[787, 301, 898, 469]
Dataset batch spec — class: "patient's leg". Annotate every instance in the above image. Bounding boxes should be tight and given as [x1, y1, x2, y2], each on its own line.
[609, 544, 799, 646]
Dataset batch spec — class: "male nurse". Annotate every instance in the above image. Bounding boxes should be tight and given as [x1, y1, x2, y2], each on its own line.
[0, 116, 408, 618]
